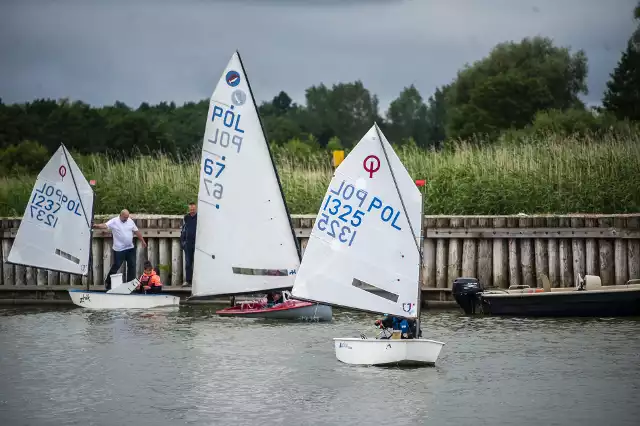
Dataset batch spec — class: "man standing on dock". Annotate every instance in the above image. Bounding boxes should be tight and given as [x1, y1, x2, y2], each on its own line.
[93, 209, 147, 290]
[181, 202, 197, 287]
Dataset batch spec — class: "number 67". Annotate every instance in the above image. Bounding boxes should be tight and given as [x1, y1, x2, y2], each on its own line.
[204, 158, 225, 178]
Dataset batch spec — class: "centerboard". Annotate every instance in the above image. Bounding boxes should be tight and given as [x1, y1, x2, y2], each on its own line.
[291, 123, 423, 318]
[7, 144, 94, 275]
[191, 51, 301, 298]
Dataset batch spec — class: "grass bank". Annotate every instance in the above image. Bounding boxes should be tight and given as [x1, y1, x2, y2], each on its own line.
[1, 132, 638, 216]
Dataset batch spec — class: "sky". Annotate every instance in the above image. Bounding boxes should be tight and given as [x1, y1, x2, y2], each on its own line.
[0, 0, 637, 113]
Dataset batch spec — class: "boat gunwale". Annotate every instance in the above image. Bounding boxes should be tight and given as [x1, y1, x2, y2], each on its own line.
[333, 337, 446, 345]
[67, 289, 179, 298]
[480, 285, 640, 298]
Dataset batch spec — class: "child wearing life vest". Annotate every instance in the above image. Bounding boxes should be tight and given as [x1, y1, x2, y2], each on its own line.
[137, 260, 162, 294]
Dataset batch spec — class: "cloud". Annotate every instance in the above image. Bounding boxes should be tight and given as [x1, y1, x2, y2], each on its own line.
[0, 0, 636, 112]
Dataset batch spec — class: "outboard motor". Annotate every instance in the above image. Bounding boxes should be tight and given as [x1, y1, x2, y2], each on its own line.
[451, 277, 484, 314]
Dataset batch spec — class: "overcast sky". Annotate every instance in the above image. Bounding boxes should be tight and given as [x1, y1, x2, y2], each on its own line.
[0, 0, 636, 112]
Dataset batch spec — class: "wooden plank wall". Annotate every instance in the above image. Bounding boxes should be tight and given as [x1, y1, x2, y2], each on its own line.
[1, 214, 639, 289]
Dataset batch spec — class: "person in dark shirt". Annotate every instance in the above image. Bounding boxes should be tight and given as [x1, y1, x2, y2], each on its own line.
[374, 314, 420, 339]
[181, 202, 197, 287]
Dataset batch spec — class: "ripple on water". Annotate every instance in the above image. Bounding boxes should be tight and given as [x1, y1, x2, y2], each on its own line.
[1, 306, 639, 426]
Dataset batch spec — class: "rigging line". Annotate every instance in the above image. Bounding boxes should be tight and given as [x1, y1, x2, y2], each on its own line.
[373, 124, 422, 258]
[61, 144, 91, 230]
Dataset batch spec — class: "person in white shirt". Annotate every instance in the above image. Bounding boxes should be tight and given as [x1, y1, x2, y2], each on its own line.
[93, 209, 147, 290]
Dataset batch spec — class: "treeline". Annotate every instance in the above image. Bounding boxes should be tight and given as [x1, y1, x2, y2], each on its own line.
[1, 5, 640, 176]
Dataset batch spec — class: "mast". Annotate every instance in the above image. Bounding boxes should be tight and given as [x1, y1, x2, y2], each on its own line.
[415, 182, 426, 338]
[235, 50, 302, 264]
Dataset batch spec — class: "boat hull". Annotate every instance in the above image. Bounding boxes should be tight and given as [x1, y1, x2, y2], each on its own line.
[216, 300, 332, 321]
[333, 337, 445, 367]
[478, 288, 640, 317]
[68, 290, 180, 310]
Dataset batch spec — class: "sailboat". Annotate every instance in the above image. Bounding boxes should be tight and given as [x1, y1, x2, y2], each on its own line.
[7, 144, 180, 310]
[188, 50, 332, 322]
[291, 123, 445, 366]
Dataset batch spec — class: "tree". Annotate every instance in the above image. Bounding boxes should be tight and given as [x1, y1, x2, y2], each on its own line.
[446, 36, 588, 140]
[424, 85, 449, 149]
[302, 81, 380, 148]
[602, 4, 640, 121]
[386, 85, 429, 147]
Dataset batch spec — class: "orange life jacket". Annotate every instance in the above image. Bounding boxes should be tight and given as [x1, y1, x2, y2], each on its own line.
[139, 270, 162, 287]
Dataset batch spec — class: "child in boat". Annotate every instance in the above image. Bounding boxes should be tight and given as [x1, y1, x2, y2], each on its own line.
[266, 291, 283, 307]
[136, 261, 162, 294]
[374, 314, 418, 339]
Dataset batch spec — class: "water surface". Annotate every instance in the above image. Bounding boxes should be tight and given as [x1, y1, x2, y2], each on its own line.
[0, 306, 638, 426]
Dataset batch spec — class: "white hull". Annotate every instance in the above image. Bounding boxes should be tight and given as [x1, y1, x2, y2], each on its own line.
[334, 337, 445, 367]
[68, 290, 180, 310]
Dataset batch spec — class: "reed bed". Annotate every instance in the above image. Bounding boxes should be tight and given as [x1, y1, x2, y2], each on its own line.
[1, 132, 638, 216]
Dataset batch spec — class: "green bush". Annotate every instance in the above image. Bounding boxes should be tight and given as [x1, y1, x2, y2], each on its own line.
[0, 140, 50, 176]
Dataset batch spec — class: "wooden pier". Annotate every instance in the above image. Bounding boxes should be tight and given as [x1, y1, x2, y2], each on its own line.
[1, 214, 639, 305]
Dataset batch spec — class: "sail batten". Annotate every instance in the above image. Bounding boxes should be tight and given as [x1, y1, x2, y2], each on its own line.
[291, 124, 422, 318]
[191, 52, 300, 297]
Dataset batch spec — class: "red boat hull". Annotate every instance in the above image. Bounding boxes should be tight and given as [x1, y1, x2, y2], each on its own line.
[216, 298, 332, 321]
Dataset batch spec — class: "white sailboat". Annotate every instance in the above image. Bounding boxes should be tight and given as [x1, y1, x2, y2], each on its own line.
[7, 144, 179, 309]
[291, 123, 445, 366]
[189, 50, 331, 321]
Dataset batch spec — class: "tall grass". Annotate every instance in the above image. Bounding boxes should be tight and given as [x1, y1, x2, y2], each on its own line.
[1, 131, 638, 216]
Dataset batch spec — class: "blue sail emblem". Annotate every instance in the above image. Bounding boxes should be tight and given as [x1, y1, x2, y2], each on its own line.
[402, 303, 414, 312]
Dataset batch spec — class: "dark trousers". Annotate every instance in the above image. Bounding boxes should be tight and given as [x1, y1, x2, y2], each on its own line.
[183, 242, 195, 284]
[105, 248, 136, 290]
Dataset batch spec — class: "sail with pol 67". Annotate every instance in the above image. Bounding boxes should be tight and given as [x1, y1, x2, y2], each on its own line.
[292, 123, 422, 318]
[191, 51, 301, 298]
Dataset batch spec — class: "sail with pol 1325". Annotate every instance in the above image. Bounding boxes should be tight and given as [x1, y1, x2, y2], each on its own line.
[292, 123, 445, 366]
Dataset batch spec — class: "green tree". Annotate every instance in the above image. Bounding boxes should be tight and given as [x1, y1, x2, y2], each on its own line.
[386, 85, 429, 147]
[602, 4, 640, 121]
[302, 81, 380, 148]
[0, 140, 50, 176]
[424, 85, 449, 149]
[446, 36, 588, 140]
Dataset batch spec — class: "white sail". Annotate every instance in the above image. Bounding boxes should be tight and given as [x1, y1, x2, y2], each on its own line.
[191, 51, 300, 297]
[291, 124, 422, 318]
[8, 145, 93, 275]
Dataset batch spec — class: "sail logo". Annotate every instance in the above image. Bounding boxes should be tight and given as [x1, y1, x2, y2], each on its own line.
[363, 155, 380, 178]
[226, 70, 241, 87]
[402, 303, 416, 315]
[231, 89, 246, 106]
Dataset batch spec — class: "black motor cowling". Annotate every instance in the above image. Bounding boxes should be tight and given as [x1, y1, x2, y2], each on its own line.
[452, 277, 484, 314]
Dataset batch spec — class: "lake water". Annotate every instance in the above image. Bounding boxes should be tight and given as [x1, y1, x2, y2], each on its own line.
[0, 306, 639, 426]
